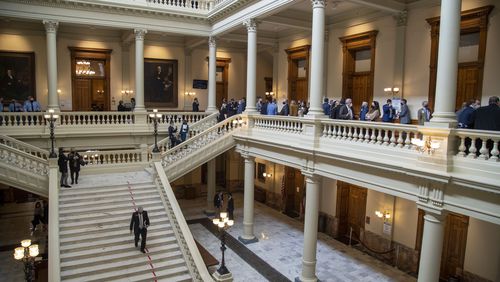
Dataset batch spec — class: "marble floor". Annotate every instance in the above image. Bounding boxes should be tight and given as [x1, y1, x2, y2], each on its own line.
[180, 193, 416, 282]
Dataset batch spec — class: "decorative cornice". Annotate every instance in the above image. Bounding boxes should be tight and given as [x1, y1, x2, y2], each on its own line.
[396, 10, 408, 27]
[311, 0, 326, 9]
[42, 19, 58, 33]
[208, 36, 216, 48]
[243, 18, 257, 33]
[134, 28, 147, 40]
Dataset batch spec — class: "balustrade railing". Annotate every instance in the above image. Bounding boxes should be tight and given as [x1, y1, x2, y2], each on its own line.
[321, 120, 419, 148]
[151, 112, 218, 153]
[0, 135, 50, 159]
[147, 112, 211, 125]
[0, 144, 49, 176]
[455, 129, 500, 161]
[59, 112, 135, 125]
[81, 149, 145, 165]
[161, 115, 244, 167]
[147, 0, 213, 11]
[252, 115, 304, 134]
[0, 112, 46, 127]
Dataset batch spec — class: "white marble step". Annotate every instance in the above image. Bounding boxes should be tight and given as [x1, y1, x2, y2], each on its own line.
[59, 193, 161, 209]
[60, 231, 175, 253]
[60, 223, 173, 245]
[60, 238, 180, 261]
[59, 183, 154, 197]
[60, 215, 170, 236]
[63, 263, 189, 282]
[59, 199, 163, 216]
[61, 252, 186, 278]
[61, 247, 183, 270]
[59, 206, 165, 225]
[112, 267, 191, 282]
[60, 189, 158, 204]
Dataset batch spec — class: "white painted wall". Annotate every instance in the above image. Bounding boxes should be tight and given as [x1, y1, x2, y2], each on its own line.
[320, 177, 337, 216]
[464, 217, 500, 281]
[393, 197, 418, 248]
[364, 189, 395, 239]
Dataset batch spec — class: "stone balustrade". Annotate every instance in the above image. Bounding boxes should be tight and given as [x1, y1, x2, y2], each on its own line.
[146, 0, 213, 11]
[0, 134, 50, 159]
[321, 120, 419, 148]
[0, 112, 47, 126]
[0, 143, 49, 176]
[82, 149, 145, 165]
[455, 129, 500, 161]
[252, 115, 304, 134]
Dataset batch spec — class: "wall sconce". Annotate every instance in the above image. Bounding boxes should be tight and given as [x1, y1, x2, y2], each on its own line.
[375, 210, 391, 220]
[96, 90, 104, 96]
[411, 136, 440, 154]
[265, 92, 274, 96]
[57, 89, 62, 94]
[262, 172, 272, 178]
[384, 87, 400, 97]
[121, 89, 134, 96]
[185, 91, 196, 96]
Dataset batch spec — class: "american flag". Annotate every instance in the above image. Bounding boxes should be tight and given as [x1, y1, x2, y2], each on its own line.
[280, 174, 286, 211]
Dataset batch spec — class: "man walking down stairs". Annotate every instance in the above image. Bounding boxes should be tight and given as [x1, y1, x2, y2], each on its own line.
[58, 171, 192, 281]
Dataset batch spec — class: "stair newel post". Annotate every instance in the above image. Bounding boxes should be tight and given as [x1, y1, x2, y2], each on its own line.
[48, 158, 61, 282]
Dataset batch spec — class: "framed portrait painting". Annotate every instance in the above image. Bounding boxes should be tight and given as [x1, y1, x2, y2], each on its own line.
[144, 58, 178, 108]
[0, 51, 36, 102]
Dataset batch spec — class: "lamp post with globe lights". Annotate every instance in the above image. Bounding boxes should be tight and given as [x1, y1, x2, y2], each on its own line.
[149, 109, 162, 153]
[44, 109, 59, 158]
[13, 239, 39, 282]
[212, 211, 234, 281]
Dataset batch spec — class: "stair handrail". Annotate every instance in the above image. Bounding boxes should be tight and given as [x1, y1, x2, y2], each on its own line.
[0, 142, 49, 174]
[150, 111, 219, 152]
[154, 162, 214, 282]
[160, 114, 245, 167]
[0, 134, 50, 159]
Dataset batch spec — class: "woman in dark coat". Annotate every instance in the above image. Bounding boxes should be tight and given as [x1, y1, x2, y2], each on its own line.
[58, 148, 70, 188]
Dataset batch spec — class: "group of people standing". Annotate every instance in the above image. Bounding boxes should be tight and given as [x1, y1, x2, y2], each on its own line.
[168, 119, 190, 147]
[0, 96, 41, 112]
[455, 96, 500, 131]
[256, 98, 309, 117]
[58, 148, 86, 187]
[218, 98, 246, 122]
[213, 191, 234, 220]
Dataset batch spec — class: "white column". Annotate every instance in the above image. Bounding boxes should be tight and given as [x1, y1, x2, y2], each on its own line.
[322, 30, 329, 100]
[430, 0, 461, 124]
[121, 43, 131, 102]
[393, 11, 407, 94]
[272, 43, 279, 98]
[43, 20, 60, 111]
[48, 159, 60, 282]
[298, 173, 321, 282]
[207, 36, 217, 112]
[184, 48, 193, 111]
[205, 158, 216, 215]
[238, 155, 258, 244]
[243, 19, 257, 113]
[417, 212, 445, 282]
[134, 28, 147, 112]
[307, 0, 326, 117]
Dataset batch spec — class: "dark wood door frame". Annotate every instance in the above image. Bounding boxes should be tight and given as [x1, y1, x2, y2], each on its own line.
[69, 47, 112, 111]
[426, 5, 493, 111]
[339, 31, 378, 113]
[336, 181, 367, 240]
[285, 45, 310, 103]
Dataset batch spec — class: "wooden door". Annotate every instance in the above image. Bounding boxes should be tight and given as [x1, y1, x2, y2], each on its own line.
[73, 79, 91, 111]
[456, 63, 480, 110]
[286, 45, 310, 103]
[284, 167, 304, 218]
[415, 211, 469, 280]
[92, 79, 107, 111]
[440, 213, 469, 280]
[215, 58, 231, 108]
[351, 73, 371, 114]
[336, 181, 367, 239]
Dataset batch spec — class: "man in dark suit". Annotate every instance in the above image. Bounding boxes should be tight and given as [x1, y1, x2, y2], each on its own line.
[471, 96, 500, 131]
[227, 193, 234, 220]
[130, 206, 150, 253]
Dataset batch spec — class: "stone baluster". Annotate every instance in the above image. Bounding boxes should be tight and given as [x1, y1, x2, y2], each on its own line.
[487, 139, 499, 161]
[457, 136, 466, 157]
[347, 126, 353, 140]
[479, 139, 489, 160]
[383, 130, 390, 146]
[376, 129, 383, 145]
[390, 131, 396, 147]
[352, 126, 358, 141]
[467, 138, 477, 158]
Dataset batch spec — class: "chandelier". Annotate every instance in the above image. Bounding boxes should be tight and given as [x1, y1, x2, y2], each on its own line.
[76, 60, 96, 76]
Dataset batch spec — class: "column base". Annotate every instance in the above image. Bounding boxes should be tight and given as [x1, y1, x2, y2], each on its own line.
[238, 235, 259, 245]
[295, 276, 320, 282]
[133, 106, 147, 113]
[212, 270, 233, 282]
[204, 209, 216, 216]
[206, 106, 218, 113]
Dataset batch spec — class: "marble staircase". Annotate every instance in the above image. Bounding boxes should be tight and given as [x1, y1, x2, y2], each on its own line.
[58, 180, 192, 282]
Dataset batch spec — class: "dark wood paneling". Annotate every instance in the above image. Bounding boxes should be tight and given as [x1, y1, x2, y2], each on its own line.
[286, 45, 310, 103]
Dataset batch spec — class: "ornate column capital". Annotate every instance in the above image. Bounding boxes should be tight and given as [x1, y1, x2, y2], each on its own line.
[396, 10, 408, 27]
[243, 18, 257, 33]
[43, 20, 59, 33]
[134, 28, 147, 41]
[311, 0, 326, 8]
[208, 36, 216, 48]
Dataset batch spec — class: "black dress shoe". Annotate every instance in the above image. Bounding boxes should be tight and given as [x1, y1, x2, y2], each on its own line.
[65, 185, 72, 188]
[141, 249, 146, 253]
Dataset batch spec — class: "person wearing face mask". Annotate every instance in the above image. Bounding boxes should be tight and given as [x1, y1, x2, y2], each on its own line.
[24, 96, 41, 112]
[338, 98, 353, 120]
[280, 99, 290, 116]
